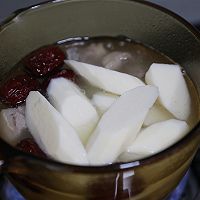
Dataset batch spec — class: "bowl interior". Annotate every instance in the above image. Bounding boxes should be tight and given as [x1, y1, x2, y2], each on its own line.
[1, 1, 200, 200]
[0, 0, 200, 170]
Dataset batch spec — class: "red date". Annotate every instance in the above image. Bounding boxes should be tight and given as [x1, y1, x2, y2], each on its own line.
[24, 46, 65, 77]
[0, 75, 39, 106]
[16, 138, 46, 158]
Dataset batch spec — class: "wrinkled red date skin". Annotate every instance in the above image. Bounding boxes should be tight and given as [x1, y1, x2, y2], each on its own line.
[43, 69, 77, 89]
[16, 138, 46, 158]
[24, 46, 66, 77]
[0, 75, 39, 106]
[53, 69, 77, 82]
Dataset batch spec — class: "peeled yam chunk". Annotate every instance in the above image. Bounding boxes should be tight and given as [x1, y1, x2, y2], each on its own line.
[145, 63, 191, 120]
[47, 78, 99, 145]
[86, 86, 158, 165]
[65, 60, 145, 95]
[0, 106, 29, 146]
[124, 119, 189, 161]
[25, 91, 88, 165]
[91, 91, 119, 116]
[143, 102, 174, 126]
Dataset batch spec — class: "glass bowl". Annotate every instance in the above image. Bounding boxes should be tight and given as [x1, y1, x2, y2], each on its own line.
[0, 0, 200, 199]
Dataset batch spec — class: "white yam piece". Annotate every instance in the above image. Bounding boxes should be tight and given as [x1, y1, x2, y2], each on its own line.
[145, 63, 191, 120]
[47, 78, 99, 145]
[91, 91, 118, 116]
[65, 60, 145, 95]
[86, 86, 158, 165]
[25, 91, 88, 165]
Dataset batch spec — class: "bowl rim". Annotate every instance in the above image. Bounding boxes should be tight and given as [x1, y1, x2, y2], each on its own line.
[0, 0, 200, 173]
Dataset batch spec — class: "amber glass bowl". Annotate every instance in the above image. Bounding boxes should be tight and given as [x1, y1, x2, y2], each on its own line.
[0, 0, 200, 199]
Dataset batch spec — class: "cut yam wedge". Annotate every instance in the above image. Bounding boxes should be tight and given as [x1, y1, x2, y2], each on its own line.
[65, 60, 145, 95]
[91, 91, 118, 116]
[47, 78, 99, 145]
[25, 91, 88, 165]
[86, 86, 158, 165]
[122, 119, 189, 161]
[143, 102, 174, 126]
[145, 63, 191, 120]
